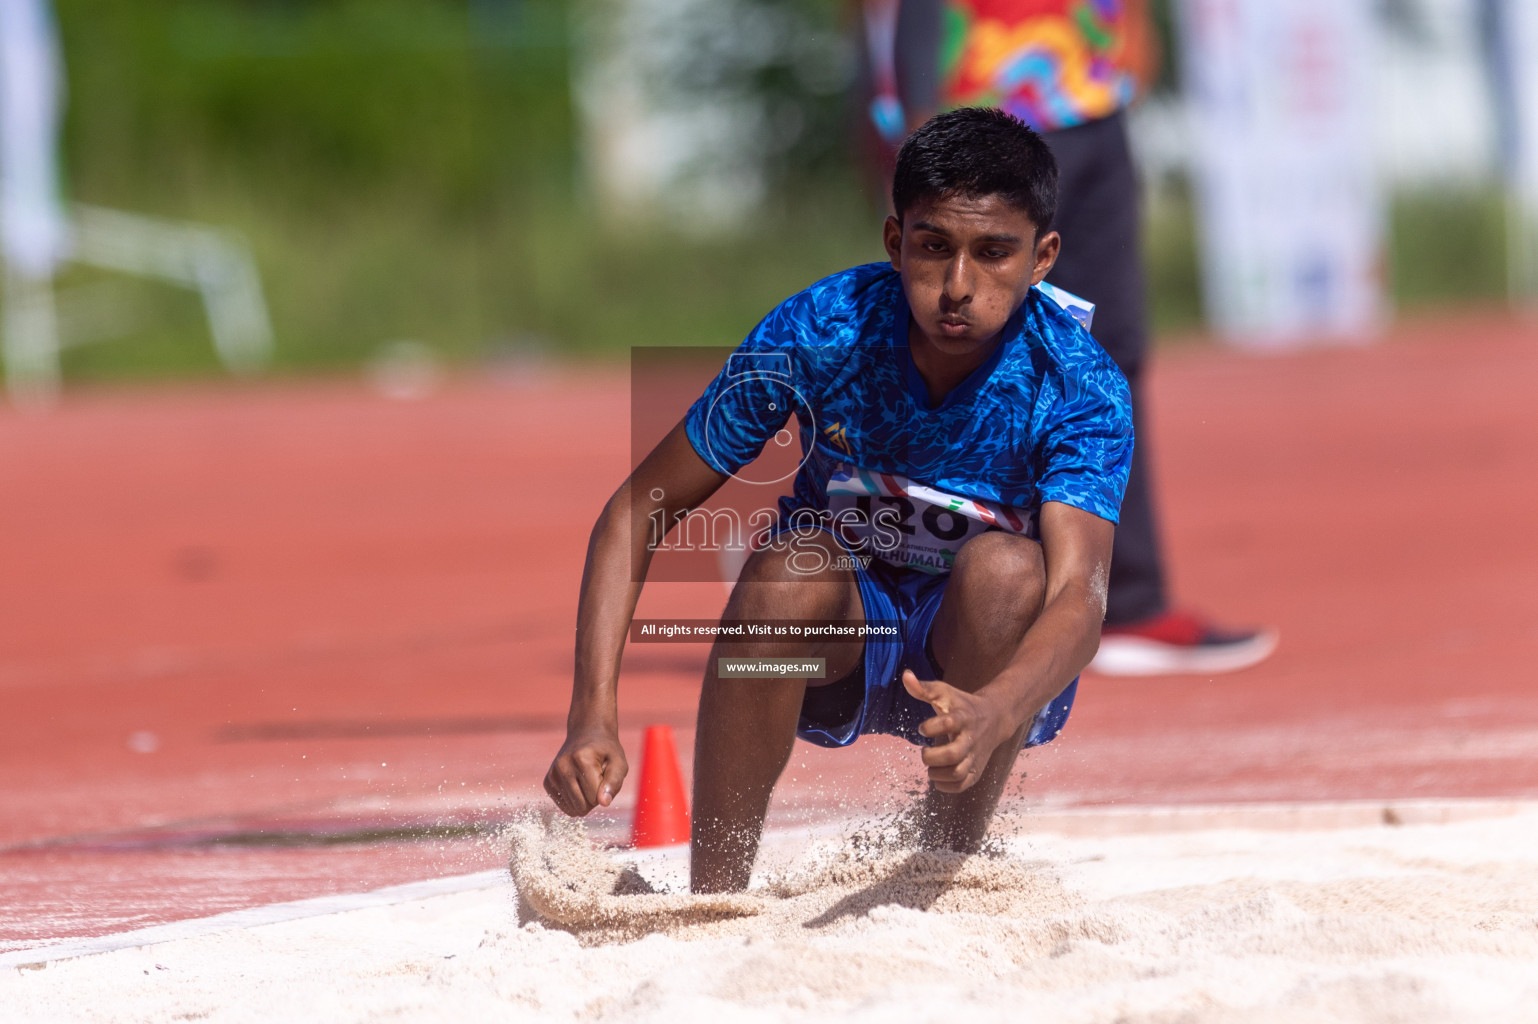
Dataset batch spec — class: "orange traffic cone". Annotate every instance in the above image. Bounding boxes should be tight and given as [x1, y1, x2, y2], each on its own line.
[630, 724, 691, 848]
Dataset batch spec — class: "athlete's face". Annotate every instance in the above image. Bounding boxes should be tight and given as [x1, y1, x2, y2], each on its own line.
[884, 194, 1060, 359]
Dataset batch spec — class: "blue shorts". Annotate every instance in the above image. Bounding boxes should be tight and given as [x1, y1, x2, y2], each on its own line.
[793, 535, 1078, 751]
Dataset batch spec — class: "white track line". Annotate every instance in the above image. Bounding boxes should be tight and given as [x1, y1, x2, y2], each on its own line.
[0, 869, 508, 971]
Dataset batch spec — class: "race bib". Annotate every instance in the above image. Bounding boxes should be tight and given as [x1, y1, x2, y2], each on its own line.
[824, 463, 1037, 574]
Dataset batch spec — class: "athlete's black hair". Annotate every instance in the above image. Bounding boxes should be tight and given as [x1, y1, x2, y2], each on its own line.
[891, 107, 1057, 233]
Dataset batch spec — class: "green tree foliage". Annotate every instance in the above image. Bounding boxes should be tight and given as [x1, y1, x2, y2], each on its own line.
[49, 0, 877, 381]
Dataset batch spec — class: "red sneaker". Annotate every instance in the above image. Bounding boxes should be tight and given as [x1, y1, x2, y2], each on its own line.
[1090, 610, 1278, 676]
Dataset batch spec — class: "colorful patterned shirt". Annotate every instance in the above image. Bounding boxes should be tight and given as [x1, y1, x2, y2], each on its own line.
[940, 0, 1141, 131]
[684, 263, 1133, 575]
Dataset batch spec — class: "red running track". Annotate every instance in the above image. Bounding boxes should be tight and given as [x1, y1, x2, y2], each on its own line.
[3, 314, 1537, 947]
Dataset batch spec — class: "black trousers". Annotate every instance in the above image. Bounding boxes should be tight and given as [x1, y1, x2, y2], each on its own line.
[1041, 112, 1168, 625]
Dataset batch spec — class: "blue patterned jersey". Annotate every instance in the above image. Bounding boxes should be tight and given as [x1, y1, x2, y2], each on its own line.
[684, 263, 1133, 575]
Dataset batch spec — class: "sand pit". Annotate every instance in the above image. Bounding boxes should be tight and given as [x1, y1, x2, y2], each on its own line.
[7, 802, 1538, 1022]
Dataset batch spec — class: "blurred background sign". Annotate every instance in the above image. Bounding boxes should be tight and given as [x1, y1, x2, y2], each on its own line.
[0, 0, 69, 401]
[1488, 0, 1538, 301]
[1176, 0, 1383, 346]
[0, 0, 67, 278]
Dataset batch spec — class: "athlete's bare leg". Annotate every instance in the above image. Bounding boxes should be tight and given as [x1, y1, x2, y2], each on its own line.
[919, 531, 1048, 852]
[690, 531, 865, 893]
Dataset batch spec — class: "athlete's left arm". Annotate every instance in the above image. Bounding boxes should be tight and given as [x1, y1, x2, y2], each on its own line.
[903, 500, 1113, 791]
[993, 500, 1115, 714]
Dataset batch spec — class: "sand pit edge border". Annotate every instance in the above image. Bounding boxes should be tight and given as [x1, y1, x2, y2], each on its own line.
[0, 869, 509, 972]
[7, 796, 1535, 971]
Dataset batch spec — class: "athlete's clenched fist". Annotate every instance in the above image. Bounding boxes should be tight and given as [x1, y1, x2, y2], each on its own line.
[544, 727, 628, 817]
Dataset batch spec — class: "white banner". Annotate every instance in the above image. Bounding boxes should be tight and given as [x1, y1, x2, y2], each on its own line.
[0, 0, 68, 277]
[1177, 0, 1384, 345]
[1500, 1, 1538, 209]
[1494, 0, 1538, 299]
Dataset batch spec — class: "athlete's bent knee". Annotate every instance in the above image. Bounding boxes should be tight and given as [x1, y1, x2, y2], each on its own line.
[736, 530, 849, 587]
[951, 531, 1045, 594]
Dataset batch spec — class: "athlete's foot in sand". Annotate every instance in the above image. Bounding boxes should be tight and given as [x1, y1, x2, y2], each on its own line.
[688, 531, 865, 894]
[690, 815, 765, 894]
[913, 721, 1030, 854]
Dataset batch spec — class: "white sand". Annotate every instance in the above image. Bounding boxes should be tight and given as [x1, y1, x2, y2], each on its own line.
[7, 802, 1538, 1023]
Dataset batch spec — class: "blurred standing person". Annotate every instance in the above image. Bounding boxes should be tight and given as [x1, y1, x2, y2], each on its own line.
[862, 0, 1276, 675]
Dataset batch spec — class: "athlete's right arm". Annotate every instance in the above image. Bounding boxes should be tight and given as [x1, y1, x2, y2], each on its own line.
[544, 419, 729, 817]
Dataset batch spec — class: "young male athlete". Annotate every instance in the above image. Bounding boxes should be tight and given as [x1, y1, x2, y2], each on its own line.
[545, 107, 1132, 893]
